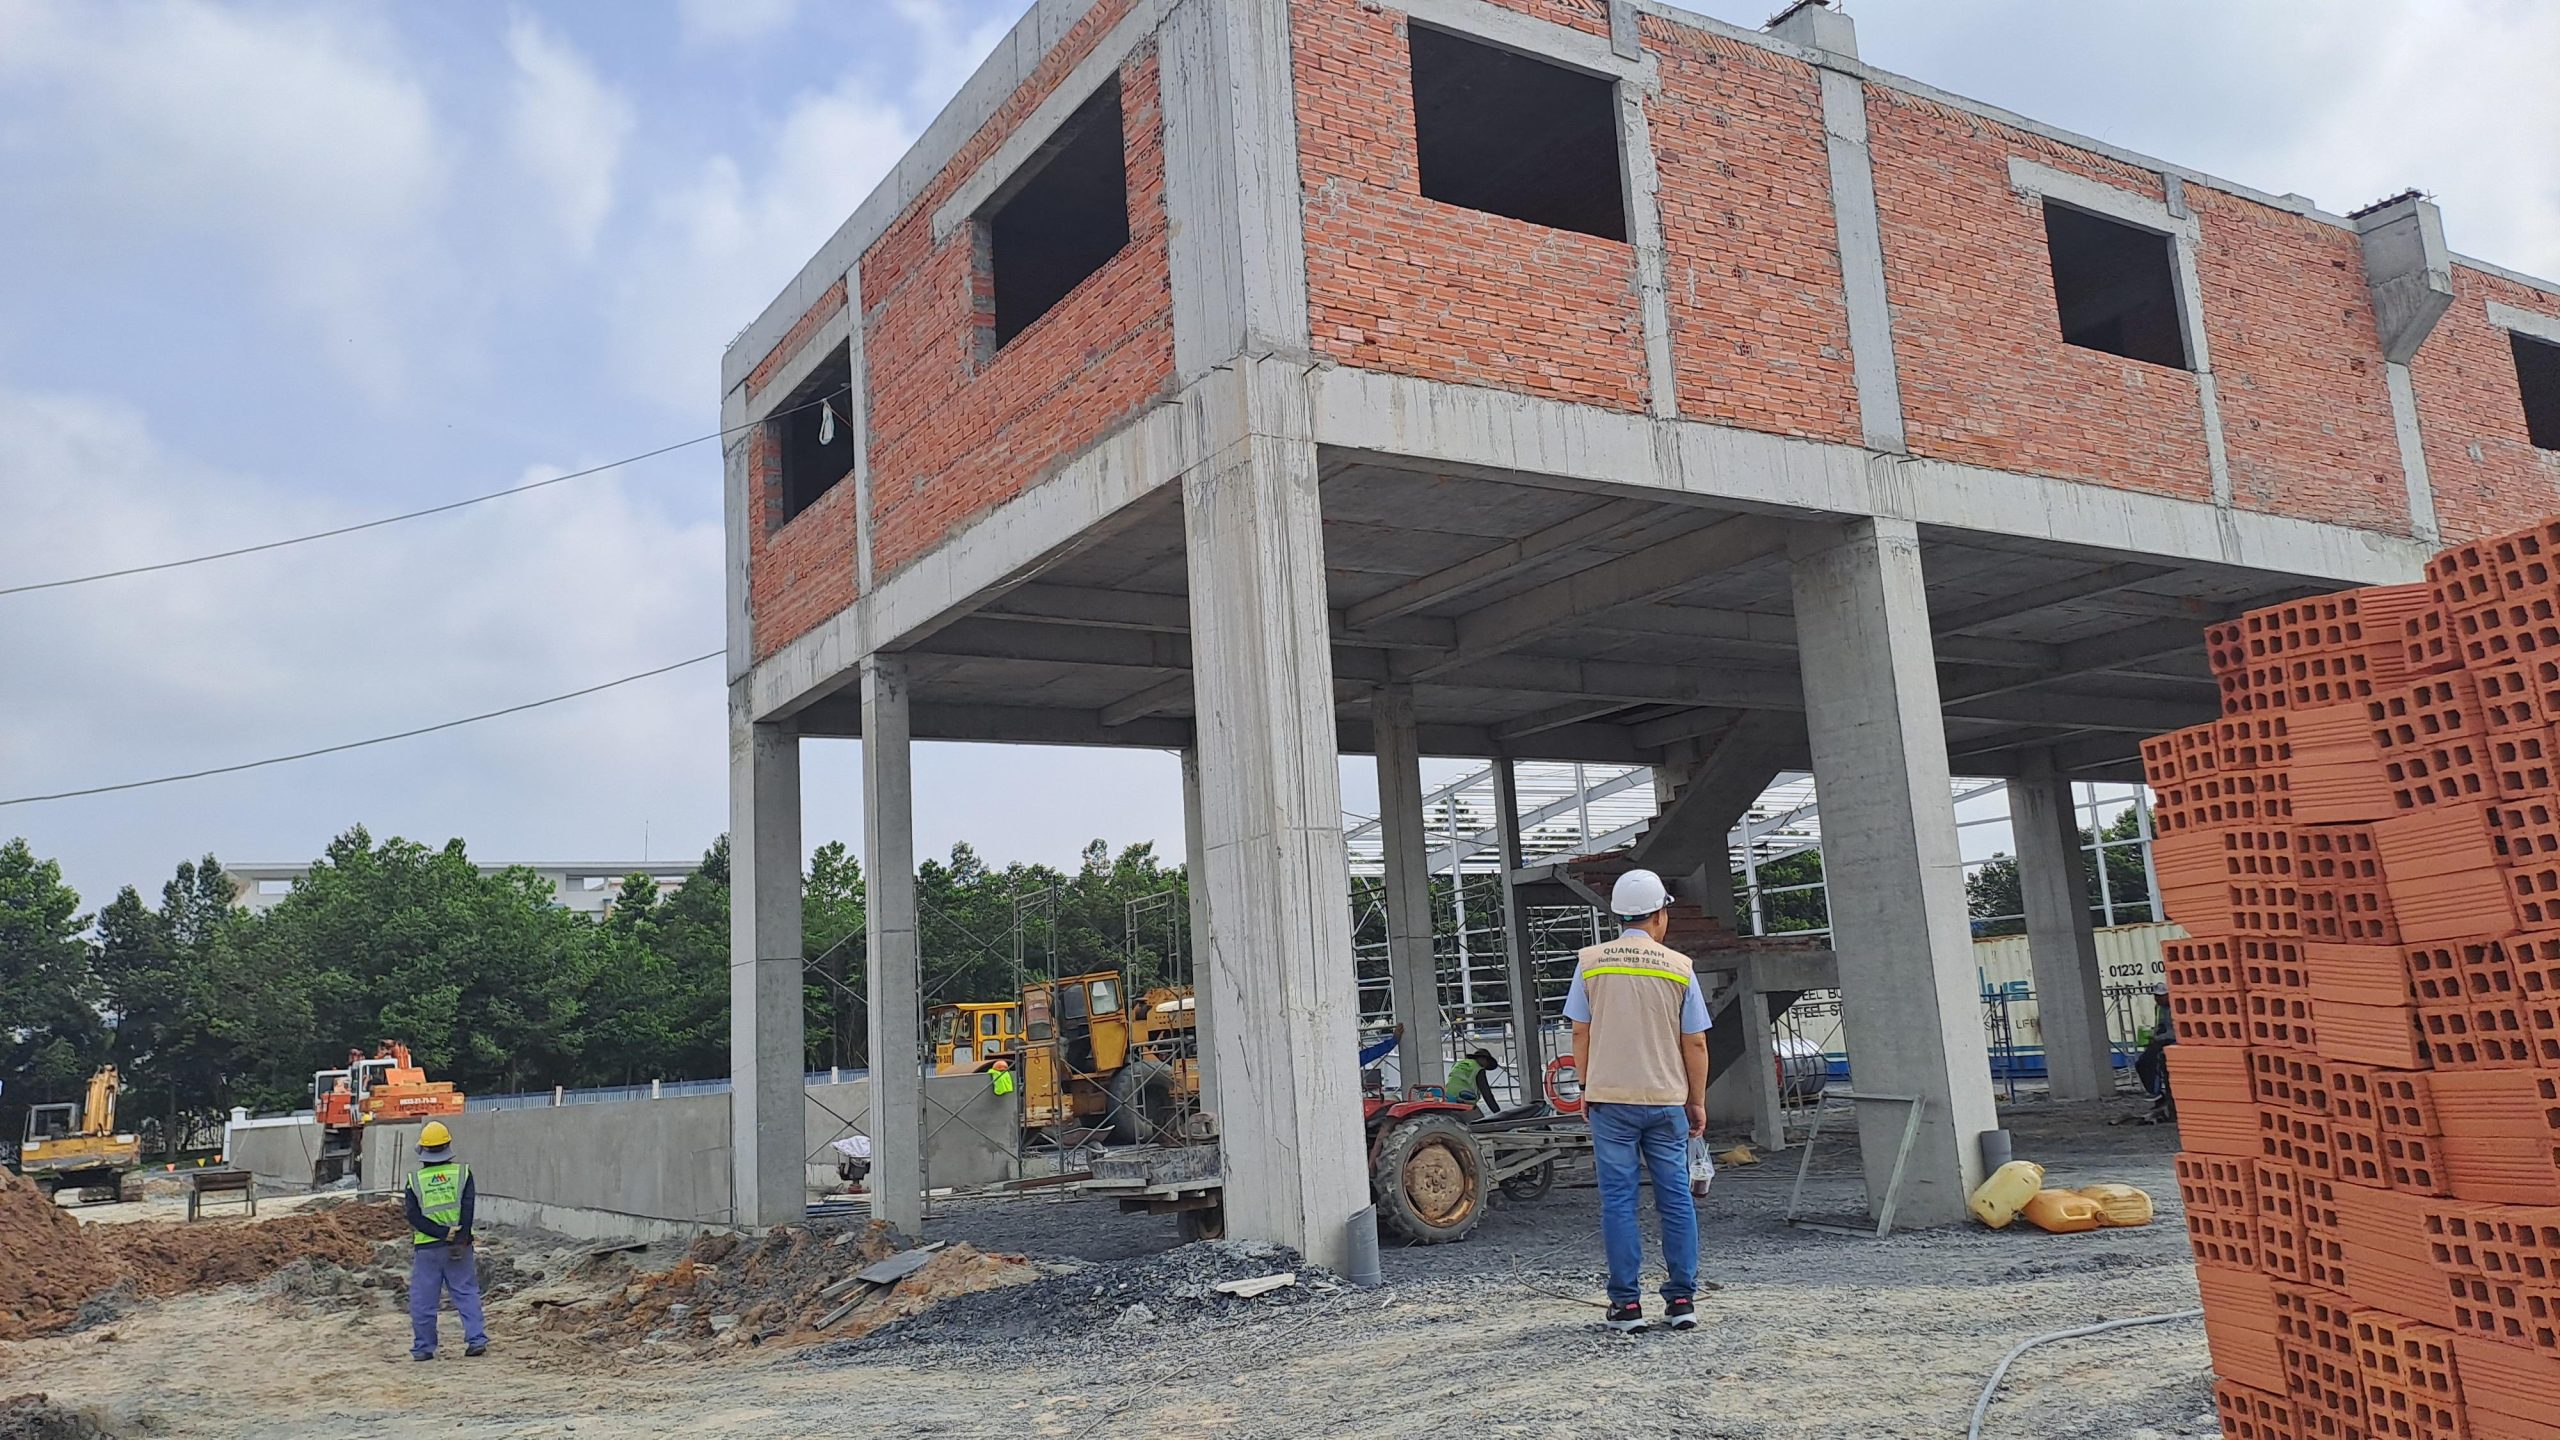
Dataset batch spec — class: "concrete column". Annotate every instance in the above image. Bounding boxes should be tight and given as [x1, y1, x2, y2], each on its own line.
[1182, 397, 1367, 1271]
[1492, 759, 1544, 1096]
[1374, 685, 1444, 1088]
[2012, 751, 2117, 1102]
[1180, 747, 1221, 1116]
[861, 657, 924, 1233]
[727, 704, 804, 1228]
[1789, 517, 1997, 1226]
[1735, 963, 1787, 1151]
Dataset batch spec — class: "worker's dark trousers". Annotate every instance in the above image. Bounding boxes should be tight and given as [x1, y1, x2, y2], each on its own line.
[410, 1243, 488, 1357]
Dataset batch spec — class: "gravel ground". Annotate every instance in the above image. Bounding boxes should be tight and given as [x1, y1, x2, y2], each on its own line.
[3, 1094, 2222, 1439]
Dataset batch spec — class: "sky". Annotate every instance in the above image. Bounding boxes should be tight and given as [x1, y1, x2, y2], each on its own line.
[2, 0, 2556, 914]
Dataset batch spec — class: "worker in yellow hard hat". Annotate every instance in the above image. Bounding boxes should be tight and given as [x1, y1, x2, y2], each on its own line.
[988, 1058, 1016, 1098]
[403, 1119, 488, 1361]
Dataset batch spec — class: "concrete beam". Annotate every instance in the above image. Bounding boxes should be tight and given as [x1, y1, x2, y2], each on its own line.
[1928, 564, 2175, 634]
[2012, 750, 2116, 1102]
[861, 658, 924, 1233]
[1343, 499, 1656, 630]
[1433, 516, 1793, 672]
[728, 705, 804, 1228]
[1789, 517, 1998, 1227]
[1374, 686, 1446, 1087]
[2356, 194, 2455, 365]
[1310, 367, 2436, 588]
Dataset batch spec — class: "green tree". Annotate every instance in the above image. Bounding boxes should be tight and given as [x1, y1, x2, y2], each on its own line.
[0, 838, 106, 1110]
[1737, 848, 1830, 934]
[1966, 806, 2155, 937]
[93, 856, 245, 1154]
[803, 841, 865, 1071]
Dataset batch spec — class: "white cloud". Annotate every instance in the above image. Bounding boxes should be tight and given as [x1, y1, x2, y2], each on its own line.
[0, 1, 449, 397]
[678, 0, 801, 46]
[505, 13, 635, 257]
[611, 78, 912, 410]
[887, 0, 1014, 116]
[0, 384, 726, 905]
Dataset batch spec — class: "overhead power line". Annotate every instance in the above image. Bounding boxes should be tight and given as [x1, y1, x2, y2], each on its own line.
[0, 652, 721, 807]
[1, 396, 835, 598]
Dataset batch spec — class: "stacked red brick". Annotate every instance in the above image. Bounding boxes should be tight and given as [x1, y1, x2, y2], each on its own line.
[2150, 521, 2560, 1440]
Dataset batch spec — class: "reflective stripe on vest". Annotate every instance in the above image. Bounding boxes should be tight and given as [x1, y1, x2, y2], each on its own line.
[1581, 964, 1692, 985]
[409, 1161, 469, 1245]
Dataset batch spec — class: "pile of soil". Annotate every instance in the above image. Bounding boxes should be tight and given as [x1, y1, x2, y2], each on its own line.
[817, 1238, 1338, 1363]
[556, 1221, 1044, 1353]
[92, 1203, 407, 1298]
[0, 1174, 121, 1342]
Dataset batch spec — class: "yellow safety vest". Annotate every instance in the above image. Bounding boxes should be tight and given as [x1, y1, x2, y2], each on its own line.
[408, 1161, 470, 1246]
[991, 1068, 1016, 1097]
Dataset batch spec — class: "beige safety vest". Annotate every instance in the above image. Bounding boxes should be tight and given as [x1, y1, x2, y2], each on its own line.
[1571, 935, 1697, 1106]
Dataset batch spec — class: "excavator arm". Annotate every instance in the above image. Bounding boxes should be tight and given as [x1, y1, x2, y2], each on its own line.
[81, 1065, 120, 1138]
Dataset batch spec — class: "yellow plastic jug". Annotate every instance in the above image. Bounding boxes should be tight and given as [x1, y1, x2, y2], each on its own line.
[2074, 1183, 2155, 1228]
[1967, 1160, 2046, 1229]
[2022, 1188, 2105, 1234]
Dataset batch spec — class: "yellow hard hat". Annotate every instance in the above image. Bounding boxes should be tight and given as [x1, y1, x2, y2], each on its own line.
[418, 1120, 453, 1150]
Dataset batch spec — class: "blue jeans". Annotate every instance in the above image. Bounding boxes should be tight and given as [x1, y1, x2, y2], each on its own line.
[1587, 1102, 1698, 1307]
[410, 1243, 488, 1357]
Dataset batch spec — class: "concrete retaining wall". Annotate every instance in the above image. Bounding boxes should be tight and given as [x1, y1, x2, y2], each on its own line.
[223, 1117, 323, 1188]
[304, 1072, 1023, 1237]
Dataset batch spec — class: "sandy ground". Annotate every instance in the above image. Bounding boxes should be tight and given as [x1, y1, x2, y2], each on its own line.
[60, 1193, 336, 1226]
[3, 1098, 2220, 1440]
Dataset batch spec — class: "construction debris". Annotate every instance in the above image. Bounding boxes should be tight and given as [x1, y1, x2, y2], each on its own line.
[0, 1394, 118, 1440]
[552, 1222, 1042, 1354]
[816, 1239, 1342, 1365]
[0, 1173, 122, 1342]
[1210, 1272, 1297, 1298]
[92, 1202, 405, 1297]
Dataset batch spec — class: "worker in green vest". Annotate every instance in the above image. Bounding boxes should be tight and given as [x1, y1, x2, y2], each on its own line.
[1445, 1047, 1502, 1117]
[989, 1058, 1016, 1097]
[402, 1120, 488, 1361]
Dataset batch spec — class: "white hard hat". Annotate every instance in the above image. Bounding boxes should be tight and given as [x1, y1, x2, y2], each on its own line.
[1610, 868, 1670, 919]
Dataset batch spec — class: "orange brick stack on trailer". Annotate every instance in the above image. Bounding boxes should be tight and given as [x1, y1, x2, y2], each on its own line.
[2148, 519, 2560, 1440]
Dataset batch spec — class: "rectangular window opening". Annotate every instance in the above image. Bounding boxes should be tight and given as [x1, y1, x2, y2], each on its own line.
[1408, 23, 1625, 242]
[2512, 330, 2560, 451]
[979, 79, 1130, 355]
[2042, 201, 2189, 369]
[768, 344, 854, 527]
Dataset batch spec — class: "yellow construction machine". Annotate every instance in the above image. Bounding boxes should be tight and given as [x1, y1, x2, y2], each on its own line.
[17, 1065, 141, 1203]
[928, 1001, 1024, 1074]
[1015, 971, 1200, 1144]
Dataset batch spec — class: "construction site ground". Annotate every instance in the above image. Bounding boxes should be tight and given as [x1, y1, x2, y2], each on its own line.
[3, 1099, 2218, 1440]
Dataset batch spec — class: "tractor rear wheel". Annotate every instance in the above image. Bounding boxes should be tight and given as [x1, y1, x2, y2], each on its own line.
[1372, 1113, 1485, 1244]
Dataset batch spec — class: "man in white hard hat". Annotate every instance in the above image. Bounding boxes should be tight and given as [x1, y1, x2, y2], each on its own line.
[1564, 867, 1710, 1333]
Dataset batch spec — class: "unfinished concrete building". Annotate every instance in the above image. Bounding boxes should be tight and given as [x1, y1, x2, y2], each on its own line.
[720, 0, 2560, 1265]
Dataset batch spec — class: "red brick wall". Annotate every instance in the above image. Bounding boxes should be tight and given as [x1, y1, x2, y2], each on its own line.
[2189, 188, 2404, 530]
[1476, 0, 1608, 35]
[747, 422, 861, 663]
[743, 280, 855, 660]
[1294, 0, 1647, 412]
[1867, 86, 2214, 500]
[1644, 21, 1858, 443]
[745, 0, 1174, 661]
[862, 42, 1173, 590]
[2412, 267, 2560, 542]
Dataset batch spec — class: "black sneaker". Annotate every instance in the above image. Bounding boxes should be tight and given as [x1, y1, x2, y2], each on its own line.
[412, 1353, 433, 1363]
[465, 1344, 487, 1358]
[1666, 1296, 1698, 1331]
[1604, 1302, 1647, 1334]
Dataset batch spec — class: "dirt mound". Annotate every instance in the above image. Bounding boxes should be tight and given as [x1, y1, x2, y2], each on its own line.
[91, 1203, 406, 1298]
[554, 1221, 1043, 1353]
[0, 1173, 121, 1342]
[815, 1239, 1337, 1363]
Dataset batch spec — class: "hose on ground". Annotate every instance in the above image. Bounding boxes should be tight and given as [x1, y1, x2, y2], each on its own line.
[1966, 1309, 2204, 1440]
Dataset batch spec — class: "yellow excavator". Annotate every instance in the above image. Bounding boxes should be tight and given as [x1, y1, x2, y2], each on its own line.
[17, 1066, 140, 1204]
[933, 972, 1201, 1143]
